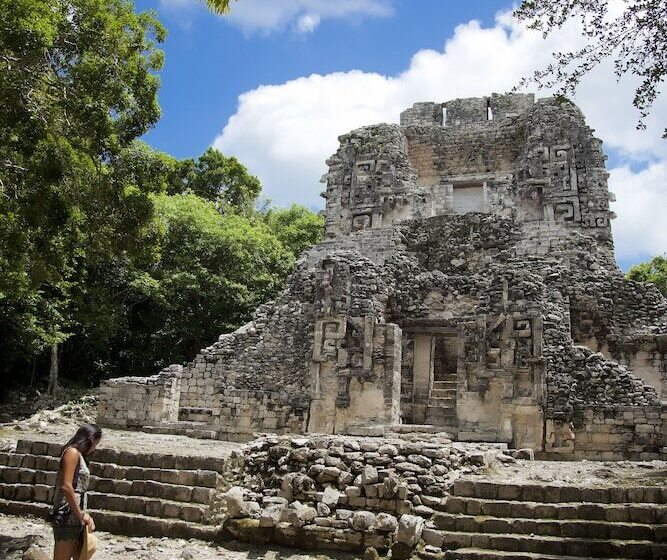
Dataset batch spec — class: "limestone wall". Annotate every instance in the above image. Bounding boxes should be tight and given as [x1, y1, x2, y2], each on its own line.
[567, 406, 667, 460]
[97, 365, 181, 428]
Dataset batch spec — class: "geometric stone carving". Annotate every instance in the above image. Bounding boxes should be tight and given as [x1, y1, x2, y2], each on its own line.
[544, 419, 575, 454]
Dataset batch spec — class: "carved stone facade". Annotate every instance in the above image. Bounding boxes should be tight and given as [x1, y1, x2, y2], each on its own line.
[99, 94, 667, 459]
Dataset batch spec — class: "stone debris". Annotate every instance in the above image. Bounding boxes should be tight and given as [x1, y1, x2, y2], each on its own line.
[396, 514, 425, 546]
[284, 501, 318, 528]
[3, 395, 98, 433]
[211, 432, 509, 556]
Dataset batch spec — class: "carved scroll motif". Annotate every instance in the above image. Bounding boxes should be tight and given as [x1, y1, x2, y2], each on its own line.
[529, 144, 590, 225]
[512, 318, 534, 368]
[311, 316, 347, 400]
[351, 213, 372, 231]
[554, 201, 576, 222]
[485, 314, 506, 369]
[312, 317, 347, 364]
[580, 209, 609, 228]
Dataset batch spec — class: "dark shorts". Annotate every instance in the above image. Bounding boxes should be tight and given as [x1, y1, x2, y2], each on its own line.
[52, 519, 84, 542]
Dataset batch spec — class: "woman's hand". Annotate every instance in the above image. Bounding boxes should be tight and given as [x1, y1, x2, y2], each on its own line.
[82, 513, 96, 532]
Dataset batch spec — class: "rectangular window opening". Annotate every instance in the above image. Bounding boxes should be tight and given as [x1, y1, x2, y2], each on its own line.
[453, 183, 484, 214]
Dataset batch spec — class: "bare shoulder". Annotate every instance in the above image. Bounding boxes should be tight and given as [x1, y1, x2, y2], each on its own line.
[61, 447, 80, 465]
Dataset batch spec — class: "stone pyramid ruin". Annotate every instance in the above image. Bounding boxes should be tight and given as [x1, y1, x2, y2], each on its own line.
[99, 93, 667, 459]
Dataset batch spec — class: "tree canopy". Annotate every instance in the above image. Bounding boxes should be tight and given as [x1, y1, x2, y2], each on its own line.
[627, 256, 667, 296]
[515, 0, 667, 136]
[204, 0, 235, 14]
[0, 0, 323, 398]
[1, 0, 166, 393]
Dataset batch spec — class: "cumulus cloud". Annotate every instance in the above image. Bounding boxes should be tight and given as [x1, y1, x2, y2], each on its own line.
[296, 13, 321, 34]
[609, 163, 667, 262]
[213, 8, 667, 261]
[159, 0, 394, 34]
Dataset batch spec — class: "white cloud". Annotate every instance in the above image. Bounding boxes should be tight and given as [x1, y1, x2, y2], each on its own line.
[296, 13, 321, 34]
[213, 7, 667, 261]
[159, 0, 394, 34]
[225, 0, 393, 34]
[609, 162, 667, 261]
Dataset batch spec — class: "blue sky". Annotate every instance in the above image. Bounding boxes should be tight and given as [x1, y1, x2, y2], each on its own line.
[137, 0, 510, 158]
[134, 0, 666, 271]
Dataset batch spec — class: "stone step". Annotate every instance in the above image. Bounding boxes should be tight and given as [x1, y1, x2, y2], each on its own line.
[0, 498, 221, 541]
[87, 492, 209, 524]
[389, 424, 445, 434]
[142, 423, 219, 440]
[0, 452, 59, 471]
[88, 476, 215, 504]
[432, 513, 667, 541]
[433, 376, 457, 384]
[428, 397, 456, 407]
[0, 465, 58, 486]
[452, 480, 667, 504]
[430, 387, 457, 394]
[0, 462, 218, 488]
[441, 497, 667, 524]
[434, 530, 667, 559]
[0, 475, 215, 505]
[88, 463, 219, 487]
[443, 548, 632, 560]
[432, 381, 457, 390]
[13, 440, 228, 473]
[0, 483, 55, 503]
[429, 389, 456, 397]
[0, 497, 50, 518]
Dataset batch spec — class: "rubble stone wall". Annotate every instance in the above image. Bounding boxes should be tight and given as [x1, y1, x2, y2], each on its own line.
[98, 366, 181, 428]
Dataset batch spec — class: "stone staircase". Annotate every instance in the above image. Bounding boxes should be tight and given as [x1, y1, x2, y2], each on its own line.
[424, 478, 667, 559]
[142, 420, 219, 440]
[0, 439, 227, 540]
[426, 378, 458, 431]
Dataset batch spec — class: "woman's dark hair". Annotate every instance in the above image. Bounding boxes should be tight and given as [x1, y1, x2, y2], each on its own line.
[61, 423, 102, 457]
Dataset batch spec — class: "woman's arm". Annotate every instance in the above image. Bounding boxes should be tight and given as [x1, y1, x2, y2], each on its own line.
[59, 447, 91, 528]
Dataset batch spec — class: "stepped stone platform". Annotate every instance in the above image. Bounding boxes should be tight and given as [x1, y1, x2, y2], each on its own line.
[0, 439, 228, 541]
[220, 434, 667, 557]
[1, 435, 666, 558]
[430, 479, 667, 559]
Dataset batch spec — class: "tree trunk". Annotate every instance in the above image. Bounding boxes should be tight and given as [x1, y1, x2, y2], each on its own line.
[30, 357, 37, 387]
[48, 343, 59, 396]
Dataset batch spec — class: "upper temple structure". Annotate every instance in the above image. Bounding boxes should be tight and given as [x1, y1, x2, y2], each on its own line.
[98, 93, 667, 459]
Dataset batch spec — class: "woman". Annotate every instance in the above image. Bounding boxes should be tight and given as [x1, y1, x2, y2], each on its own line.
[50, 423, 102, 560]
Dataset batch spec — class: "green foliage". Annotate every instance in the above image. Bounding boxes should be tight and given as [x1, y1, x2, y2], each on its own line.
[203, 0, 236, 15]
[0, 0, 165, 390]
[627, 256, 667, 296]
[264, 204, 325, 259]
[176, 148, 262, 213]
[64, 194, 299, 383]
[0, 0, 324, 394]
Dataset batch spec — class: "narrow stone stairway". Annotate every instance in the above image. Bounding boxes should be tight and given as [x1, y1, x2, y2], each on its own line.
[423, 478, 667, 559]
[0, 439, 227, 540]
[426, 378, 458, 431]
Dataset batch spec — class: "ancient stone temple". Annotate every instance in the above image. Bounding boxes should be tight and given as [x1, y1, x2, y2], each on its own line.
[99, 93, 667, 459]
